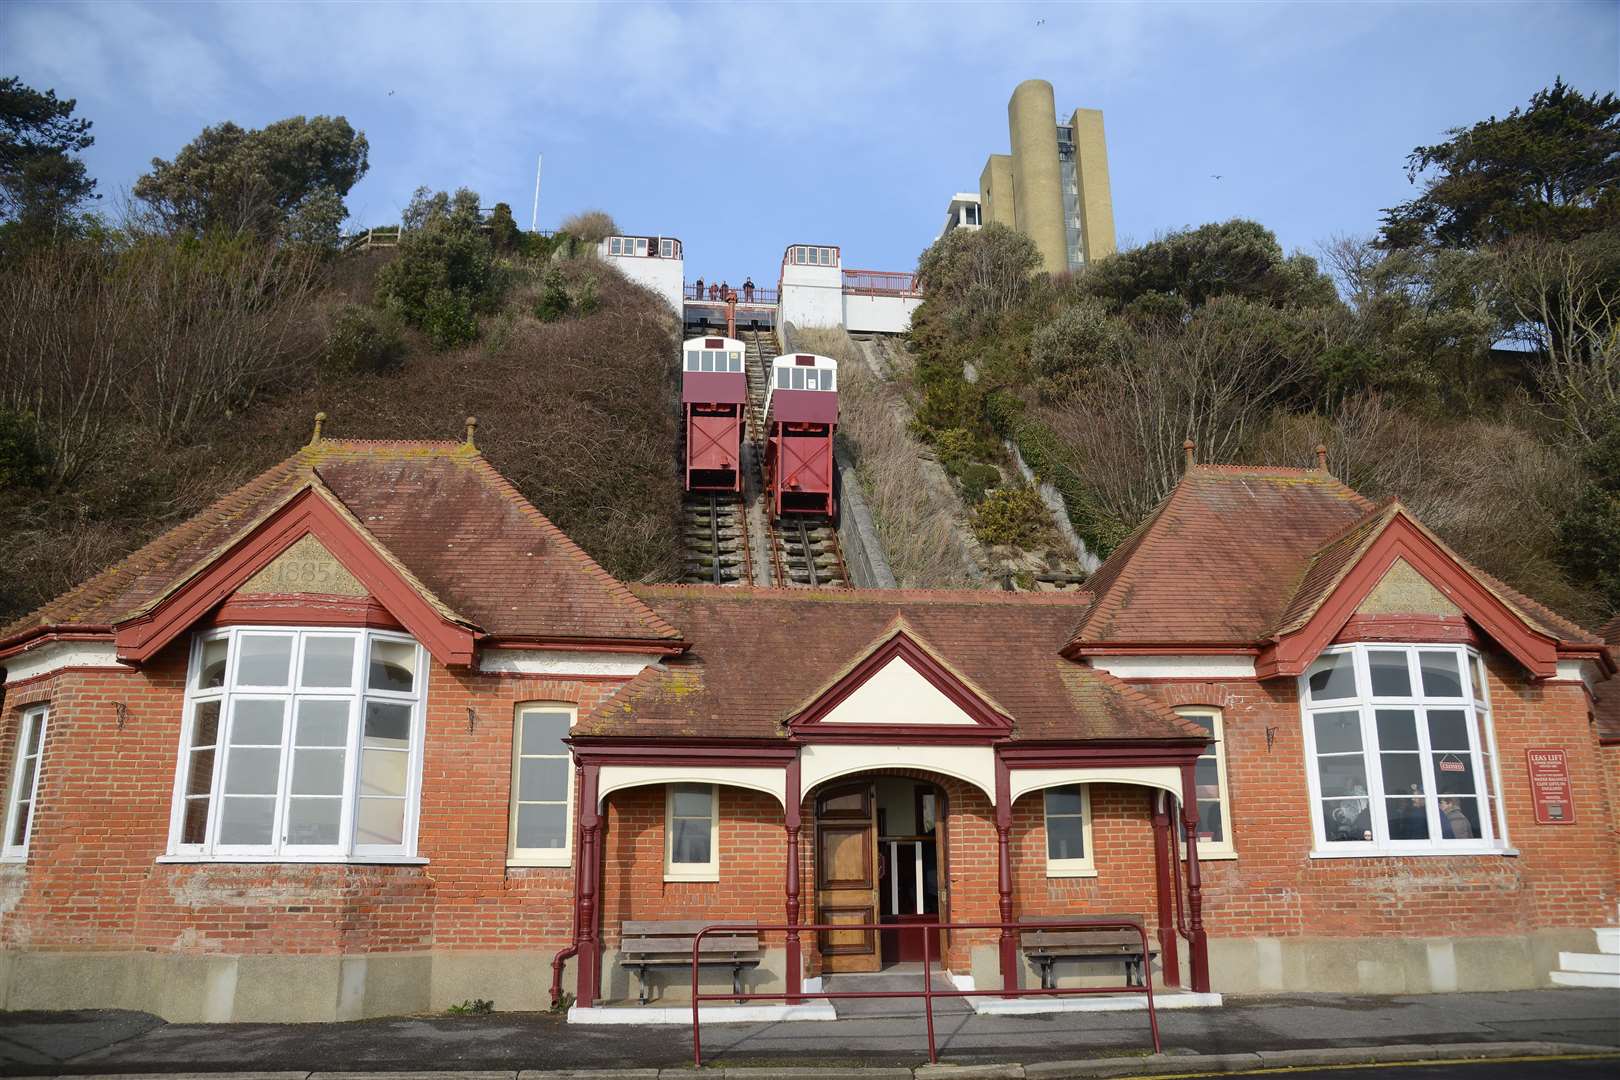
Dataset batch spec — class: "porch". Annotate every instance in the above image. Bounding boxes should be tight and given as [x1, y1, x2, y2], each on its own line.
[562, 747, 1215, 1017]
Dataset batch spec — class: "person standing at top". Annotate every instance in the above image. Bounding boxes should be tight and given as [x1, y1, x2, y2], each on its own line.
[708, 282, 719, 300]
[743, 277, 755, 302]
[720, 281, 729, 302]
[694, 276, 704, 299]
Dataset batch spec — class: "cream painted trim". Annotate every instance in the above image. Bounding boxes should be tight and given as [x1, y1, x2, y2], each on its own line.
[798, 743, 996, 801]
[664, 783, 719, 882]
[478, 649, 661, 678]
[1009, 765, 1181, 803]
[509, 704, 576, 867]
[820, 656, 976, 725]
[1083, 655, 1256, 680]
[1175, 706, 1236, 858]
[1553, 659, 1601, 692]
[1042, 784, 1095, 876]
[3, 641, 132, 685]
[597, 764, 786, 810]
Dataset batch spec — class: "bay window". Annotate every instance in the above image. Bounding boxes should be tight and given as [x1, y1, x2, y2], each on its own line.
[1300, 644, 1507, 856]
[168, 627, 426, 862]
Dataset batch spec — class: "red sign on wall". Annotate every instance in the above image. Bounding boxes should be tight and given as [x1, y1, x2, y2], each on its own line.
[1525, 748, 1575, 825]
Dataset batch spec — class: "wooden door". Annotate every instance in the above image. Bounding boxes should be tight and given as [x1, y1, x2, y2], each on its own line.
[815, 782, 881, 972]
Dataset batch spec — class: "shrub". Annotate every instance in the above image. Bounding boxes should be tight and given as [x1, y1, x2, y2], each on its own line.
[959, 462, 1001, 505]
[972, 484, 1051, 548]
[571, 273, 599, 316]
[487, 202, 519, 253]
[323, 304, 403, 375]
[535, 269, 571, 322]
[420, 289, 476, 349]
[558, 209, 618, 244]
[446, 998, 494, 1015]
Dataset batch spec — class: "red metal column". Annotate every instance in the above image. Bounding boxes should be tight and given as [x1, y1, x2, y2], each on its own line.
[576, 763, 602, 1007]
[784, 757, 803, 1003]
[994, 756, 1017, 995]
[1150, 790, 1181, 987]
[1180, 763, 1210, 994]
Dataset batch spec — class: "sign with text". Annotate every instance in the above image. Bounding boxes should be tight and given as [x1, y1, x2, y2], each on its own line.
[1525, 748, 1575, 825]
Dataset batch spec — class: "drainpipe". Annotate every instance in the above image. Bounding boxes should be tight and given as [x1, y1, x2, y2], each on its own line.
[549, 764, 587, 1008]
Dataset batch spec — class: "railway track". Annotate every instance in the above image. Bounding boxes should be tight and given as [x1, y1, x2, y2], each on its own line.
[745, 328, 849, 589]
[679, 491, 750, 585]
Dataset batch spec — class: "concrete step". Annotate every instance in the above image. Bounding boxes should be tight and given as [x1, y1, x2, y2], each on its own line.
[1549, 968, 1620, 989]
[1596, 926, 1620, 955]
[1557, 951, 1620, 974]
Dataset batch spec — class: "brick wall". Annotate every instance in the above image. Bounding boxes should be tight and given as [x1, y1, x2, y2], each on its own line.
[1142, 648, 1619, 941]
[0, 639, 621, 957]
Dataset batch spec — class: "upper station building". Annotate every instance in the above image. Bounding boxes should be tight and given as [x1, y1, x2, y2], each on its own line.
[1, 430, 1616, 1022]
[949, 79, 1117, 274]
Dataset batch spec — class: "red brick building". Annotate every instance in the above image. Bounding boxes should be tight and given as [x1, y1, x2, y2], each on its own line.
[1, 436, 1615, 1020]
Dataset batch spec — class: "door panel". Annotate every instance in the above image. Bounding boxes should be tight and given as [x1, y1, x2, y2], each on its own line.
[816, 782, 880, 972]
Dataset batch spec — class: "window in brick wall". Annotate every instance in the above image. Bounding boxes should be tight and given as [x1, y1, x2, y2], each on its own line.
[1175, 707, 1235, 857]
[1042, 784, 1095, 877]
[2, 705, 49, 860]
[664, 783, 718, 881]
[1300, 643, 1508, 857]
[166, 627, 426, 862]
[509, 705, 575, 866]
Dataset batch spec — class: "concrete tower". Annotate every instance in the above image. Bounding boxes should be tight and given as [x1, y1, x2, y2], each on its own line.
[960, 80, 1117, 274]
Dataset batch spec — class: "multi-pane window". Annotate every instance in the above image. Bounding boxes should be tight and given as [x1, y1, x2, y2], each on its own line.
[791, 246, 835, 266]
[685, 348, 742, 373]
[1176, 708, 1234, 856]
[664, 783, 717, 881]
[2, 706, 48, 859]
[1300, 644, 1505, 855]
[509, 706, 574, 866]
[1043, 785, 1094, 876]
[170, 628, 425, 860]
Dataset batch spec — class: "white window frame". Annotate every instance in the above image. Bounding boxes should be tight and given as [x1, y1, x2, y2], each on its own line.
[2, 705, 49, 861]
[1175, 707, 1236, 859]
[162, 626, 428, 864]
[508, 703, 576, 868]
[1299, 642, 1510, 859]
[1042, 784, 1095, 878]
[664, 783, 718, 882]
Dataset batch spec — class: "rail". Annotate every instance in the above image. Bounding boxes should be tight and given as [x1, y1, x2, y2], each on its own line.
[841, 269, 922, 297]
[686, 282, 778, 305]
[690, 917, 1159, 1066]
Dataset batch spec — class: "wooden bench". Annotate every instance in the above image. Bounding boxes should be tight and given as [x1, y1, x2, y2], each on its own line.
[620, 921, 762, 1006]
[1020, 915, 1160, 989]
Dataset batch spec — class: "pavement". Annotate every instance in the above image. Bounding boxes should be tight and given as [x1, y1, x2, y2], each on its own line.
[0, 988, 1616, 1077]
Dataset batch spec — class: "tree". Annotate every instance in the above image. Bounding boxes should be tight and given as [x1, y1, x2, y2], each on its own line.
[915, 223, 1041, 336]
[558, 209, 617, 243]
[1079, 219, 1338, 316]
[0, 77, 98, 245]
[1557, 421, 1620, 612]
[133, 115, 368, 244]
[488, 202, 518, 253]
[375, 186, 498, 349]
[1381, 78, 1620, 250]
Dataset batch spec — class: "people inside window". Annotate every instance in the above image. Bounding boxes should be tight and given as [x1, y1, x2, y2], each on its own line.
[1302, 644, 1501, 853]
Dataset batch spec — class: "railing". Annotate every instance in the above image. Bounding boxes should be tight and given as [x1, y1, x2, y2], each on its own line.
[690, 917, 1159, 1066]
[685, 283, 779, 305]
[842, 269, 922, 297]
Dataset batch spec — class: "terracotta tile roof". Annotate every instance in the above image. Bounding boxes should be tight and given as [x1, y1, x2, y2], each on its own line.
[578, 586, 1204, 742]
[1, 440, 679, 649]
[1066, 465, 1602, 652]
[1066, 466, 1375, 648]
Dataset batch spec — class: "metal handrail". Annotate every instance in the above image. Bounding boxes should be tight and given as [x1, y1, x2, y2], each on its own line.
[841, 269, 922, 297]
[690, 917, 1159, 1066]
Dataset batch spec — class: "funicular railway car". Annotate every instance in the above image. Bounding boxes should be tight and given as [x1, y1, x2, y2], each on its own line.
[763, 352, 839, 520]
[682, 335, 748, 493]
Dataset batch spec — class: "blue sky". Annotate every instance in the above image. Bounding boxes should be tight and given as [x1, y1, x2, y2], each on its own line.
[5, 1, 1616, 286]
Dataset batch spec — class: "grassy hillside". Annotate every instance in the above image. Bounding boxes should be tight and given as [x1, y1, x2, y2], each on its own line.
[0, 237, 683, 625]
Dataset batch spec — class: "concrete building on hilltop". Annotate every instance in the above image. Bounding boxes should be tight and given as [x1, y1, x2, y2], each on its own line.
[947, 79, 1117, 274]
